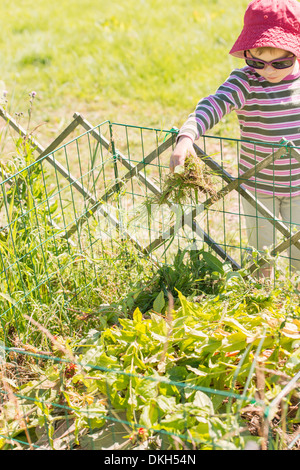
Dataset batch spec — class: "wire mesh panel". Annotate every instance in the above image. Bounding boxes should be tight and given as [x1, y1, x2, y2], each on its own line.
[2, 120, 300, 336]
[0, 117, 300, 451]
[91, 123, 300, 278]
[0, 121, 156, 346]
[93, 123, 243, 267]
[196, 135, 300, 277]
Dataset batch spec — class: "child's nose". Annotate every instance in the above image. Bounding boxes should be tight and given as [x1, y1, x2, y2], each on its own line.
[265, 65, 275, 73]
[264, 65, 277, 77]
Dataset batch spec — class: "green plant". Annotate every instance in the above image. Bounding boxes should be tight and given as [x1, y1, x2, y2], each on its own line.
[1, 276, 299, 450]
[0, 118, 155, 347]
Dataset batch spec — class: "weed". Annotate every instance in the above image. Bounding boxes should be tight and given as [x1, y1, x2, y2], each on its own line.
[156, 153, 217, 206]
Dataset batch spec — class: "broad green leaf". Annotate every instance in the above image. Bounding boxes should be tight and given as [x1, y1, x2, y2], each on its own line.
[223, 317, 251, 336]
[202, 251, 224, 274]
[193, 391, 214, 414]
[167, 365, 188, 382]
[153, 291, 165, 313]
[117, 330, 137, 342]
[195, 338, 222, 355]
[193, 419, 209, 436]
[184, 325, 207, 339]
[186, 365, 207, 377]
[79, 406, 107, 430]
[225, 271, 245, 286]
[159, 411, 188, 430]
[82, 348, 118, 368]
[222, 332, 247, 352]
[139, 401, 159, 428]
[150, 331, 167, 343]
[285, 347, 300, 370]
[177, 291, 201, 318]
[135, 378, 159, 403]
[133, 353, 146, 370]
[156, 395, 177, 414]
[133, 307, 143, 323]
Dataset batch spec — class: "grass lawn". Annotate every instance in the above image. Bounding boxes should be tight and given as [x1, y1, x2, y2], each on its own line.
[0, 0, 248, 143]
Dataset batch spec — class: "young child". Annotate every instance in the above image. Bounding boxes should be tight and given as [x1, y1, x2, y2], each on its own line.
[170, 0, 300, 276]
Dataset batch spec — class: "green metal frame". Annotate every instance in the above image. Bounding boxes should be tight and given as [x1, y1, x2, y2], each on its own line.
[1, 106, 300, 284]
[0, 109, 300, 450]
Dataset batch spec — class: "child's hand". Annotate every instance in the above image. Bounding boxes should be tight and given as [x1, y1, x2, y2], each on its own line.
[169, 136, 196, 172]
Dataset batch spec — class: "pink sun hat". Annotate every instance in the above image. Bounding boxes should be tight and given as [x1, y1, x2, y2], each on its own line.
[229, 0, 300, 58]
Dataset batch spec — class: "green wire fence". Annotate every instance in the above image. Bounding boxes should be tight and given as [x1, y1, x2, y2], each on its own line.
[0, 108, 299, 450]
[0, 347, 269, 451]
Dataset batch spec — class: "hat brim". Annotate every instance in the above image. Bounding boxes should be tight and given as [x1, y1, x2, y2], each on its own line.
[229, 25, 300, 58]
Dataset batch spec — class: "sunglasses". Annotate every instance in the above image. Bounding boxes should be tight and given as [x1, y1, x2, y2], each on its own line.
[244, 51, 297, 70]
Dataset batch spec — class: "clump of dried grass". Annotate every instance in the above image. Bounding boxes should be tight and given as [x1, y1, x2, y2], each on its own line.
[131, 152, 219, 232]
[157, 152, 218, 205]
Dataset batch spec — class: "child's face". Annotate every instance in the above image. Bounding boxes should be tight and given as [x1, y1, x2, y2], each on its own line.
[247, 48, 299, 83]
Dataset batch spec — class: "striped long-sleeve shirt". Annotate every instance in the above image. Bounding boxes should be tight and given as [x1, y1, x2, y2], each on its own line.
[178, 65, 300, 196]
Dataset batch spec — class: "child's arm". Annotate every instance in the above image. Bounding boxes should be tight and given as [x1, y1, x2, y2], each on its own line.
[170, 70, 249, 171]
